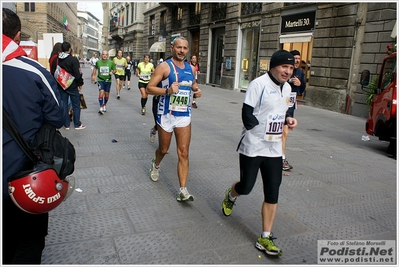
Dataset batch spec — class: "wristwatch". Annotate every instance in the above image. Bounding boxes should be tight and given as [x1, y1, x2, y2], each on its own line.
[165, 88, 168, 95]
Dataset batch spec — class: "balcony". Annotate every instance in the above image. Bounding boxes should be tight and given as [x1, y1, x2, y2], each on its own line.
[110, 26, 124, 42]
[171, 19, 181, 30]
[284, 2, 301, 7]
[189, 13, 200, 26]
[241, 3, 262, 16]
[211, 3, 227, 22]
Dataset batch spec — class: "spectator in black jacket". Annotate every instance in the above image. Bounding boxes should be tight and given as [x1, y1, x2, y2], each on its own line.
[281, 50, 306, 171]
[51, 42, 85, 130]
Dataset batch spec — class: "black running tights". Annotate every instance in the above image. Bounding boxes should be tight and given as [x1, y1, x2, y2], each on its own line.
[234, 154, 283, 204]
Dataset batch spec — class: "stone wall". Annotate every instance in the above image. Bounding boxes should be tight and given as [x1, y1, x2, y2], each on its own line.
[352, 2, 397, 117]
[306, 3, 396, 116]
[220, 3, 240, 89]
[306, 3, 358, 113]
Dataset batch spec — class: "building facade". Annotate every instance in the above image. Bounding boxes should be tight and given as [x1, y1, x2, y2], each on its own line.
[106, 2, 145, 60]
[143, 3, 168, 64]
[146, 3, 397, 118]
[77, 10, 102, 60]
[16, 2, 81, 55]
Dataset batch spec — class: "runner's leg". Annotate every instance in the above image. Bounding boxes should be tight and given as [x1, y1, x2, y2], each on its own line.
[174, 124, 191, 188]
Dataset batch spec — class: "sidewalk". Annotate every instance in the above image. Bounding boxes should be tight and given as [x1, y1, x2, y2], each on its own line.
[41, 66, 396, 265]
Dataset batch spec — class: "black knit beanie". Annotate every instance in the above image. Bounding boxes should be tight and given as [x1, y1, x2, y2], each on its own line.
[270, 50, 295, 69]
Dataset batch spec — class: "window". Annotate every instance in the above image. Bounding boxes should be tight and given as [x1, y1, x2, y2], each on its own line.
[126, 5, 129, 25]
[172, 6, 182, 29]
[177, 7, 183, 20]
[195, 3, 201, 15]
[131, 3, 134, 23]
[160, 11, 167, 36]
[189, 3, 201, 25]
[239, 27, 260, 88]
[161, 11, 166, 24]
[380, 57, 396, 90]
[24, 2, 35, 12]
[121, 9, 125, 27]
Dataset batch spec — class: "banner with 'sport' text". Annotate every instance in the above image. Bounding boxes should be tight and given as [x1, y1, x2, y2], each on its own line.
[318, 240, 396, 264]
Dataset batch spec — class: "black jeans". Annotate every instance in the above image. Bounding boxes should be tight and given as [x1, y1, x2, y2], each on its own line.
[3, 199, 48, 264]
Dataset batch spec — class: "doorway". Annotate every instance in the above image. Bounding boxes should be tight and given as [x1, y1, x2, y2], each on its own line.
[210, 27, 225, 85]
[191, 30, 200, 58]
[283, 39, 313, 92]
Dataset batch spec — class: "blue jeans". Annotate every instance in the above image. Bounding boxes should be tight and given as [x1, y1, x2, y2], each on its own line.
[59, 88, 82, 127]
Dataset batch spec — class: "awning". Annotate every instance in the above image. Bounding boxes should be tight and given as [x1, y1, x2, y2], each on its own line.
[279, 32, 313, 43]
[149, 41, 166, 53]
[108, 49, 116, 57]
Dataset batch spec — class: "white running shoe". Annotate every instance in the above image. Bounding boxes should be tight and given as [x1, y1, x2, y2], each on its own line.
[149, 158, 159, 182]
[75, 124, 86, 130]
[150, 128, 156, 143]
[177, 187, 194, 202]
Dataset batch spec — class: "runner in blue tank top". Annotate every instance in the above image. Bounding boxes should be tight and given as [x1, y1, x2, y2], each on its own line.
[146, 36, 202, 202]
[156, 58, 194, 117]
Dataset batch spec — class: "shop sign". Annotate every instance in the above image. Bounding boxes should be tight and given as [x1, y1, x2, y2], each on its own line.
[171, 33, 181, 44]
[281, 11, 315, 34]
[242, 20, 261, 29]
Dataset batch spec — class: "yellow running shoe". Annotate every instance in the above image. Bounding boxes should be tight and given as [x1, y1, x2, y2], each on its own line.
[255, 233, 282, 256]
[222, 188, 236, 216]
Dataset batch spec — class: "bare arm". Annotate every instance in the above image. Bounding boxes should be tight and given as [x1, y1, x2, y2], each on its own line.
[191, 65, 202, 98]
[91, 66, 97, 81]
[136, 64, 141, 77]
[146, 62, 174, 96]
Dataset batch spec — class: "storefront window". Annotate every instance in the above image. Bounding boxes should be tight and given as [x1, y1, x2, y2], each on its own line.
[239, 27, 259, 89]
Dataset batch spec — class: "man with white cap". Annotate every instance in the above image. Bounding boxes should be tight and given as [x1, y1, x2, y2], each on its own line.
[221, 49, 298, 256]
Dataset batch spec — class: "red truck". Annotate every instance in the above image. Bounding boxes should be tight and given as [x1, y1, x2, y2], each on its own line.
[361, 51, 396, 158]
